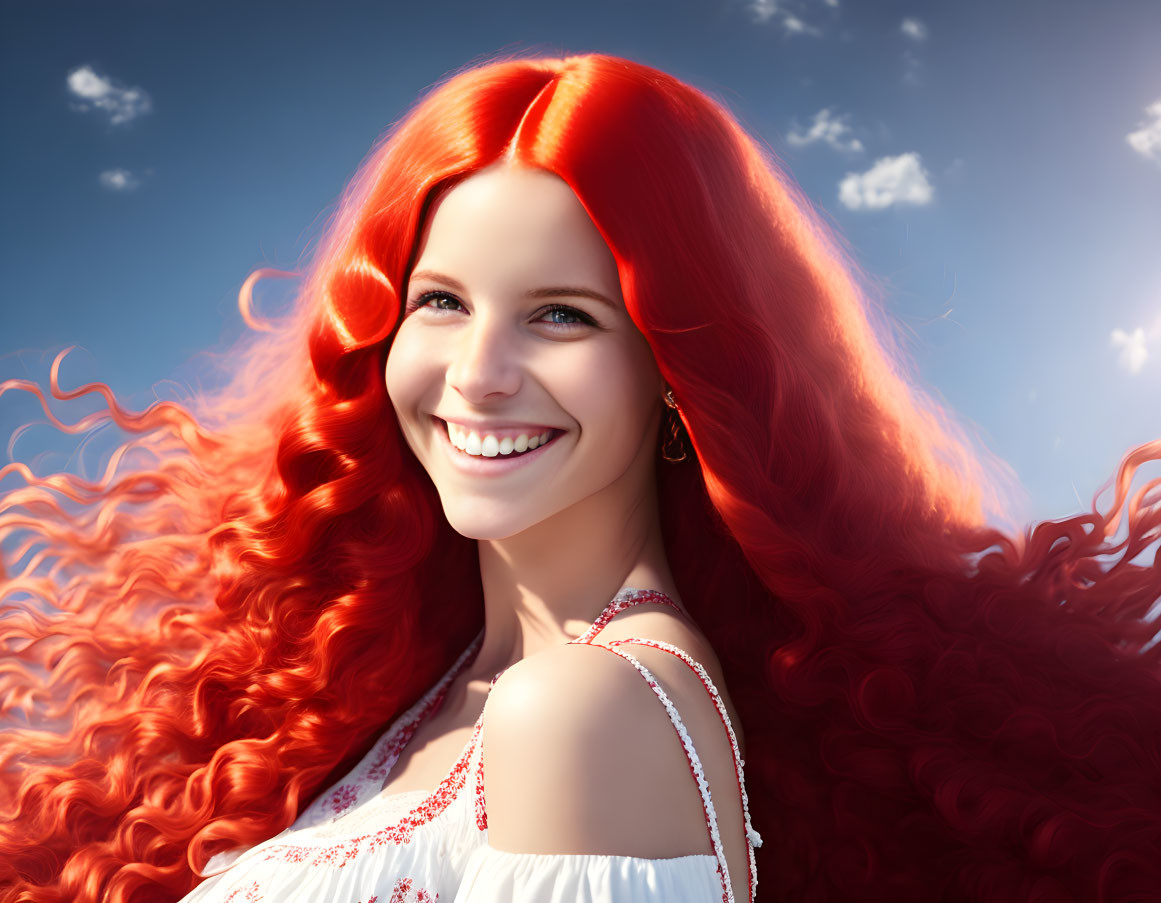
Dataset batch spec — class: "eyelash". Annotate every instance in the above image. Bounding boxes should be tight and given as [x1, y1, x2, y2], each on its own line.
[404, 291, 598, 330]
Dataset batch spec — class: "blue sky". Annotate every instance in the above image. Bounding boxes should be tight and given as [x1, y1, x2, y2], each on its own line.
[1, 0, 1158, 530]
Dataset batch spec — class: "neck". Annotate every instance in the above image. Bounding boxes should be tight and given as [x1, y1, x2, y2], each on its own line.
[469, 459, 679, 679]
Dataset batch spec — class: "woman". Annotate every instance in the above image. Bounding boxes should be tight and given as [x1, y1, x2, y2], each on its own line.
[2, 51, 1159, 903]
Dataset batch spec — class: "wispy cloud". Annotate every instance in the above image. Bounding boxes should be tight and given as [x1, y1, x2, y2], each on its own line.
[1110, 327, 1148, 373]
[1126, 99, 1161, 165]
[1110, 310, 1161, 374]
[899, 17, 928, 84]
[838, 152, 934, 210]
[67, 65, 152, 125]
[99, 168, 140, 191]
[747, 0, 824, 36]
[787, 108, 864, 152]
[902, 49, 923, 86]
[782, 14, 820, 36]
[901, 17, 928, 41]
[749, 0, 782, 23]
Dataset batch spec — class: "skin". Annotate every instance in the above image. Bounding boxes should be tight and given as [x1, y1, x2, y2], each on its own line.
[385, 162, 687, 682]
[383, 180, 751, 893]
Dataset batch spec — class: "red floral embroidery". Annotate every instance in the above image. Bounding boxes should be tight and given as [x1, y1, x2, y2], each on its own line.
[238, 594, 699, 896]
[328, 784, 358, 815]
[366, 672, 463, 787]
[258, 722, 482, 867]
[222, 881, 262, 902]
[388, 877, 438, 902]
[570, 589, 680, 645]
[473, 733, 487, 831]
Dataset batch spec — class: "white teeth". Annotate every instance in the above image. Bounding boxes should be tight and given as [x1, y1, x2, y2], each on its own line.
[445, 422, 557, 458]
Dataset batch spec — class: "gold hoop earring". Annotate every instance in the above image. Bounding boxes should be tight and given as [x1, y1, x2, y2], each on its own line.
[661, 387, 688, 463]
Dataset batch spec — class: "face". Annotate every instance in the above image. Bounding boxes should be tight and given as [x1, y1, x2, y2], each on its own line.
[384, 163, 665, 540]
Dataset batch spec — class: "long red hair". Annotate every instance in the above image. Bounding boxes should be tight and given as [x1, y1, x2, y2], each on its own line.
[2, 51, 1159, 903]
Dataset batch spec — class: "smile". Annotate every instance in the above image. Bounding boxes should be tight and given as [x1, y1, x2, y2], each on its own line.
[433, 417, 564, 474]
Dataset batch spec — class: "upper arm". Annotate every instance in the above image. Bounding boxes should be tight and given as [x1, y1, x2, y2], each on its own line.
[481, 642, 717, 859]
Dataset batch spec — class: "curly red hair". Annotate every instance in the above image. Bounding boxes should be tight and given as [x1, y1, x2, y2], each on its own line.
[2, 51, 1159, 903]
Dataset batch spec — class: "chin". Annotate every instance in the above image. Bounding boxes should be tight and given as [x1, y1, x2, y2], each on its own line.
[438, 500, 539, 542]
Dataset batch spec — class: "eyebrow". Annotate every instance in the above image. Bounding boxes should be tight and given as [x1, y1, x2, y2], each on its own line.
[408, 269, 619, 311]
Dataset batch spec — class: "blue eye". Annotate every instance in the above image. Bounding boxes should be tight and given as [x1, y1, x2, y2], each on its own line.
[540, 304, 595, 328]
[405, 292, 598, 330]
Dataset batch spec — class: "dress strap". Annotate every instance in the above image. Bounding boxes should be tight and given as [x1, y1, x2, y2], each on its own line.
[472, 588, 683, 830]
[577, 639, 741, 903]
[474, 588, 763, 903]
[569, 586, 685, 646]
[605, 637, 761, 903]
[579, 588, 760, 902]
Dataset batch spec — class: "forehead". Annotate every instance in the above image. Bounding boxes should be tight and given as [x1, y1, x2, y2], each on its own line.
[410, 165, 622, 297]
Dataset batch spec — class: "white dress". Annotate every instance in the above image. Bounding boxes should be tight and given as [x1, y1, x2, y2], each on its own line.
[180, 588, 763, 902]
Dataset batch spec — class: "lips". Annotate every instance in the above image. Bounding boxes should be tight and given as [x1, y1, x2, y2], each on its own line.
[432, 416, 563, 475]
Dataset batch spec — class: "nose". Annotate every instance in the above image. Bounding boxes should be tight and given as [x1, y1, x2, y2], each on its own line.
[444, 308, 522, 404]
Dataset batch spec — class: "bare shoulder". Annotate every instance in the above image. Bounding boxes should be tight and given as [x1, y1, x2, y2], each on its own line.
[586, 605, 745, 757]
[482, 635, 727, 858]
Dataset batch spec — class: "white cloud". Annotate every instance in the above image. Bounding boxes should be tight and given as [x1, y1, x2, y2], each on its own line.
[901, 17, 928, 41]
[749, 0, 780, 22]
[1110, 327, 1148, 373]
[748, 0, 822, 36]
[838, 152, 934, 210]
[1110, 309, 1161, 374]
[787, 108, 864, 153]
[1126, 99, 1161, 165]
[99, 168, 140, 191]
[782, 14, 820, 35]
[67, 65, 152, 125]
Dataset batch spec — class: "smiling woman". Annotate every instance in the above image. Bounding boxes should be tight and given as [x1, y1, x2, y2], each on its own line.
[2, 51, 1161, 903]
[386, 164, 665, 546]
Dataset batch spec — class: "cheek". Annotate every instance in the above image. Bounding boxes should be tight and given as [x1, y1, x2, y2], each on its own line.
[557, 338, 659, 433]
[385, 334, 440, 461]
[384, 326, 431, 413]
